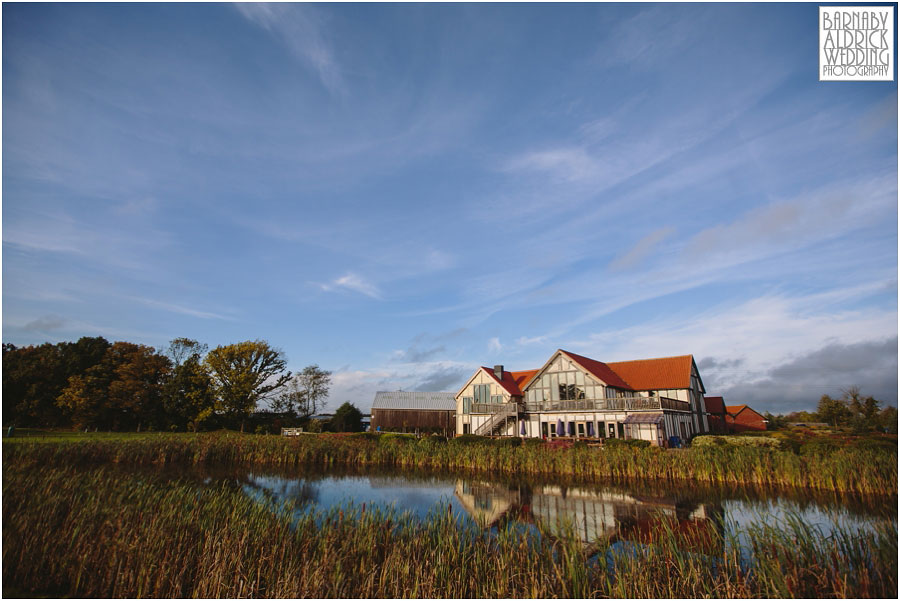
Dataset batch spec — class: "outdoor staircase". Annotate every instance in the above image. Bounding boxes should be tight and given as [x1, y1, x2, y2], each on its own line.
[474, 402, 521, 436]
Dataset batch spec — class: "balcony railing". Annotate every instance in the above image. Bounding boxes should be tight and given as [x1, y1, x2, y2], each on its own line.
[471, 397, 691, 414]
[471, 403, 508, 414]
[523, 396, 690, 413]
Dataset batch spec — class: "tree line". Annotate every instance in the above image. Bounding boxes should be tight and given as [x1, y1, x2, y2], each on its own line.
[764, 387, 897, 433]
[3, 337, 334, 432]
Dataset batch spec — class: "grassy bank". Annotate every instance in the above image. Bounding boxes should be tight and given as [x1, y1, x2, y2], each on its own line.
[3, 461, 896, 598]
[4, 430, 897, 494]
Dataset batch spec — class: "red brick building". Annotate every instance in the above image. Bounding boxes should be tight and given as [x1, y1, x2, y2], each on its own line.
[725, 404, 767, 432]
[704, 396, 728, 433]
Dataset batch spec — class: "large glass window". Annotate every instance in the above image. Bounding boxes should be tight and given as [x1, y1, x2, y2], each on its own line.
[474, 384, 490, 404]
[524, 364, 614, 404]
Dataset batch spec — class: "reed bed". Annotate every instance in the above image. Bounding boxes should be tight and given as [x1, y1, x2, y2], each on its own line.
[4, 431, 896, 495]
[3, 462, 896, 599]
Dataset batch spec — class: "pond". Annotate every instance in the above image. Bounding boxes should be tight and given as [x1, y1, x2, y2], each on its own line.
[164, 463, 895, 548]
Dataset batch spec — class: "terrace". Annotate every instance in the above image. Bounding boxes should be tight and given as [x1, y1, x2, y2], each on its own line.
[471, 396, 691, 414]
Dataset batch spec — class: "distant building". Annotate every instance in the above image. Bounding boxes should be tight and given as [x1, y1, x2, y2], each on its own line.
[725, 405, 768, 432]
[703, 396, 728, 433]
[371, 391, 456, 436]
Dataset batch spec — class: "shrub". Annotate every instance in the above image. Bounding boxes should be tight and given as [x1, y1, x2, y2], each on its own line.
[523, 437, 545, 447]
[690, 436, 728, 448]
[691, 435, 784, 450]
[378, 432, 416, 445]
[350, 432, 379, 442]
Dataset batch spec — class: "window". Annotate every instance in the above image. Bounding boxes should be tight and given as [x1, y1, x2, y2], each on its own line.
[558, 383, 585, 401]
[463, 423, 470, 434]
[474, 384, 490, 404]
[462, 397, 473, 414]
[490, 395, 504, 404]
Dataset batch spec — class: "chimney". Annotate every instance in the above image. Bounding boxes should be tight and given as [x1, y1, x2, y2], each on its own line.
[493, 365, 504, 379]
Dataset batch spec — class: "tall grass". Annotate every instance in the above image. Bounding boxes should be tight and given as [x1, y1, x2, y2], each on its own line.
[3, 462, 896, 598]
[4, 431, 896, 494]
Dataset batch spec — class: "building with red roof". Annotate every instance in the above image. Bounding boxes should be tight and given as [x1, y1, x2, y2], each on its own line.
[703, 396, 728, 433]
[725, 404, 768, 432]
[455, 349, 710, 445]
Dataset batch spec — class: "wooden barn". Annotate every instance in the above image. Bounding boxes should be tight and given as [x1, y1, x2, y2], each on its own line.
[371, 391, 456, 436]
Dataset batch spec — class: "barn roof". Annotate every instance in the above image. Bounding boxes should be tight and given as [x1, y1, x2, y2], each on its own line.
[372, 391, 456, 411]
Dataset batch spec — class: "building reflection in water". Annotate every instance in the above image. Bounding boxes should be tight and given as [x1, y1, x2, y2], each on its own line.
[454, 479, 725, 549]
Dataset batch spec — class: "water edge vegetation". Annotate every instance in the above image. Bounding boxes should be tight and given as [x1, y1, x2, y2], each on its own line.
[3, 431, 896, 598]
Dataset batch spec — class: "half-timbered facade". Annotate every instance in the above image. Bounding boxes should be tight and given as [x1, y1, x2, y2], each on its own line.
[455, 349, 709, 446]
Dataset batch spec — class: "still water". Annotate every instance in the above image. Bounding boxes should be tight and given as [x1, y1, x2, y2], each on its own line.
[176, 464, 895, 546]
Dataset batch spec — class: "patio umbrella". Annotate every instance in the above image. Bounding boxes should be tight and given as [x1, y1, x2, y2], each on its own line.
[520, 420, 526, 436]
[586, 422, 595, 437]
[568, 421, 575, 436]
[556, 419, 564, 436]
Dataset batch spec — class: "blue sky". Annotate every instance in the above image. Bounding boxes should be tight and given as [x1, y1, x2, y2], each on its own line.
[3, 3, 897, 413]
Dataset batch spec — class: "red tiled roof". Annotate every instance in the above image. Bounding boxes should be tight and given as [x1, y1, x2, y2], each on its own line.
[481, 366, 527, 396]
[560, 350, 633, 390]
[510, 369, 539, 391]
[605, 355, 694, 390]
[704, 396, 725, 414]
[726, 404, 765, 418]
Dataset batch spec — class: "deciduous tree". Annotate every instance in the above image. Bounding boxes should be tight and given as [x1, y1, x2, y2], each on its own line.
[163, 339, 214, 431]
[275, 365, 332, 419]
[204, 340, 291, 432]
[330, 402, 364, 432]
[817, 394, 851, 427]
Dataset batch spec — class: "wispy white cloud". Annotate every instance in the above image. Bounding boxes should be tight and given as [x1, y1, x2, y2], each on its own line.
[126, 297, 234, 321]
[608, 226, 675, 271]
[317, 273, 382, 299]
[488, 337, 502, 353]
[236, 3, 344, 97]
[502, 146, 598, 183]
[515, 335, 548, 347]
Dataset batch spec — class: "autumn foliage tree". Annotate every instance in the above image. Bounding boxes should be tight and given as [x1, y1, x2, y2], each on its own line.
[204, 340, 291, 432]
[57, 342, 171, 431]
[162, 339, 215, 432]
